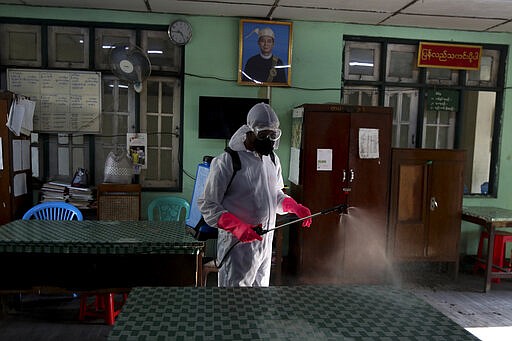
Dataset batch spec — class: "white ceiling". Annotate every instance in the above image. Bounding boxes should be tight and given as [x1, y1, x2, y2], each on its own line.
[2, 0, 512, 33]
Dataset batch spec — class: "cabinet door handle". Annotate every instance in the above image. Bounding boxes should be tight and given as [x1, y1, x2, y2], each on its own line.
[342, 169, 346, 182]
[430, 197, 438, 211]
[349, 169, 355, 182]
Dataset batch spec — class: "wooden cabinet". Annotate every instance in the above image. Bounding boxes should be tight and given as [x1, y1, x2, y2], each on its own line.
[387, 149, 465, 270]
[289, 104, 392, 284]
[0, 92, 32, 225]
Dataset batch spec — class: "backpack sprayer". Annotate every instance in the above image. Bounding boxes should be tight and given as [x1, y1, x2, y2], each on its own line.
[216, 203, 349, 269]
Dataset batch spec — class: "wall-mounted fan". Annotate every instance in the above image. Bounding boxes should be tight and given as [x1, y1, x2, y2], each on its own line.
[109, 44, 151, 93]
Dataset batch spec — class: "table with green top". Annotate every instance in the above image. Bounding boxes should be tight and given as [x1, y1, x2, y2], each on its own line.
[108, 286, 477, 340]
[0, 220, 205, 291]
[461, 206, 512, 292]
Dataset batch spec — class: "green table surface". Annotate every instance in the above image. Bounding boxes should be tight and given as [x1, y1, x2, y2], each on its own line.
[108, 286, 477, 340]
[0, 220, 204, 254]
[462, 206, 512, 223]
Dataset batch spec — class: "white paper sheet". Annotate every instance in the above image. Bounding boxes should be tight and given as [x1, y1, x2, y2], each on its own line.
[31, 146, 39, 177]
[317, 149, 333, 171]
[359, 128, 380, 159]
[13, 173, 27, 197]
[6, 101, 25, 136]
[20, 99, 35, 136]
[288, 147, 300, 185]
[12, 140, 22, 171]
[22, 140, 30, 170]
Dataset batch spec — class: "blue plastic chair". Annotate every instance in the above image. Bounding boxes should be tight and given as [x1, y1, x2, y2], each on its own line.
[147, 196, 190, 222]
[22, 202, 83, 221]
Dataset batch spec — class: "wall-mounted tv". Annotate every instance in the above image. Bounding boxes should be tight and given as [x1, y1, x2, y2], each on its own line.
[198, 96, 269, 139]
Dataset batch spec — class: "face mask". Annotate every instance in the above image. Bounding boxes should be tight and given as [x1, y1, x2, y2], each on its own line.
[253, 138, 275, 156]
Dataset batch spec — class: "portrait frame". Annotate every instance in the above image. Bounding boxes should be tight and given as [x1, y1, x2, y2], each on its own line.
[238, 19, 293, 87]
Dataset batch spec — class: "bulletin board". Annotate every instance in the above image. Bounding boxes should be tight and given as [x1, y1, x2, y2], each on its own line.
[7, 68, 102, 133]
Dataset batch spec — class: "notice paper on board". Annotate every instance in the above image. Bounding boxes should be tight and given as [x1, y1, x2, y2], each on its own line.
[317, 149, 332, 171]
[359, 128, 379, 159]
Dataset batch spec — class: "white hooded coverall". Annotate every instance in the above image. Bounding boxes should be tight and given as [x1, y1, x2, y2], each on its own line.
[198, 104, 287, 287]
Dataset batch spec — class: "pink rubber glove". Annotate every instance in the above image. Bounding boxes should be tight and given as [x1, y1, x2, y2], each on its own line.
[217, 212, 262, 243]
[282, 197, 312, 227]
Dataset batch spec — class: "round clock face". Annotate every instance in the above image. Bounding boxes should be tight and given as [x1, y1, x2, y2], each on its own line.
[168, 19, 192, 46]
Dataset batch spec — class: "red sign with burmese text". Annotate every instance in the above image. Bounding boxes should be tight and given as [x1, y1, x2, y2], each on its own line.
[417, 42, 482, 70]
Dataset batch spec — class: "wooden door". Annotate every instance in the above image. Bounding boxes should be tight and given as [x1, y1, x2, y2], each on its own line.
[426, 151, 465, 261]
[388, 151, 429, 259]
[388, 149, 465, 262]
[344, 108, 392, 281]
[291, 106, 350, 282]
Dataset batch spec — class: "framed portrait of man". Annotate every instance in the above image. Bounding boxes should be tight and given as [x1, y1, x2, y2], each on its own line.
[238, 19, 292, 87]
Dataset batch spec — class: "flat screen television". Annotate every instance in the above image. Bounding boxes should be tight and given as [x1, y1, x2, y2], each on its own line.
[198, 96, 269, 139]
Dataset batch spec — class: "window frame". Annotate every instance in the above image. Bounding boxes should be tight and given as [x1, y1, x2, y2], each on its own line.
[344, 41, 381, 81]
[139, 76, 182, 189]
[343, 36, 507, 197]
[48, 25, 90, 69]
[0, 23, 42, 67]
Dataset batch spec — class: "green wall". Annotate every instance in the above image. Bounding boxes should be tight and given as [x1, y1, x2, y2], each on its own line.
[2, 5, 512, 254]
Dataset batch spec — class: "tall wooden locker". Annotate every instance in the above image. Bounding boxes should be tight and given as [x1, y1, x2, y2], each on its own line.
[0, 92, 33, 225]
[289, 104, 392, 284]
[387, 149, 465, 273]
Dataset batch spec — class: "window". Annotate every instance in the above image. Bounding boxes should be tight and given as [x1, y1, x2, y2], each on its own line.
[94, 76, 136, 185]
[426, 67, 458, 85]
[0, 24, 41, 67]
[466, 49, 499, 87]
[386, 44, 419, 83]
[343, 86, 379, 106]
[343, 37, 506, 196]
[385, 89, 418, 148]
[140, 30, 181, 72]
[140, 77, 181, 189]
[94, 28, 136, 70]
[48, 26, 89, 69]
[422, 110, 455, 149]
[1, 22, 184, 191]
[46, 134, 90, 178]
[344, 42, 380, 81]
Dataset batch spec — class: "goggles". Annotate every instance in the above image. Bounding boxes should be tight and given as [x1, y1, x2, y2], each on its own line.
[253, 127, 282, 141]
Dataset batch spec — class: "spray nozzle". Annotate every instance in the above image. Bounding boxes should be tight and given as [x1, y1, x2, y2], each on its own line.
[321, 203, 348, 215]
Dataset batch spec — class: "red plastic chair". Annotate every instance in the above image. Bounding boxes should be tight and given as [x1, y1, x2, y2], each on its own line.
[79, 292, 127, 325]
[473, 230, 512, 283]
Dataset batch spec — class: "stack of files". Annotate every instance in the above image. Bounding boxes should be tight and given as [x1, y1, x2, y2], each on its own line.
[68, 186, 94, 209]
[40, 181, 68, 202]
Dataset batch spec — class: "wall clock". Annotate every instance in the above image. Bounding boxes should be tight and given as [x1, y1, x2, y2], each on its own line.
[168, 19, 192, 46]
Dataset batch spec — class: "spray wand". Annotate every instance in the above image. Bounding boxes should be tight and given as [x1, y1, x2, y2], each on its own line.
[215, 203, 348, 269]
[253, 203, 348, 236]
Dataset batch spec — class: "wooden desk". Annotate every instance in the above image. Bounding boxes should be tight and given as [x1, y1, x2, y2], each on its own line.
[108, 286, 476, 340]
[0, 220, 205, 291]
[461, 206, 512, 292]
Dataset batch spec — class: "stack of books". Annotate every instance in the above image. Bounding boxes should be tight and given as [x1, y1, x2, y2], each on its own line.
[40, 181, 68, 202]
[68, 186, 94, 209]
[40, 180, 94, 209]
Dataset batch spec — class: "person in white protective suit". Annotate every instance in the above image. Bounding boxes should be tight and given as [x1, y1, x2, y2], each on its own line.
[198, 102, 312, 287]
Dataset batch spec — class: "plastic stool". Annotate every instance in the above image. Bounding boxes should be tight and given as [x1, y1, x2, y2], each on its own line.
[79, 293, 127, 325]
[473, 230, 512, 283]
